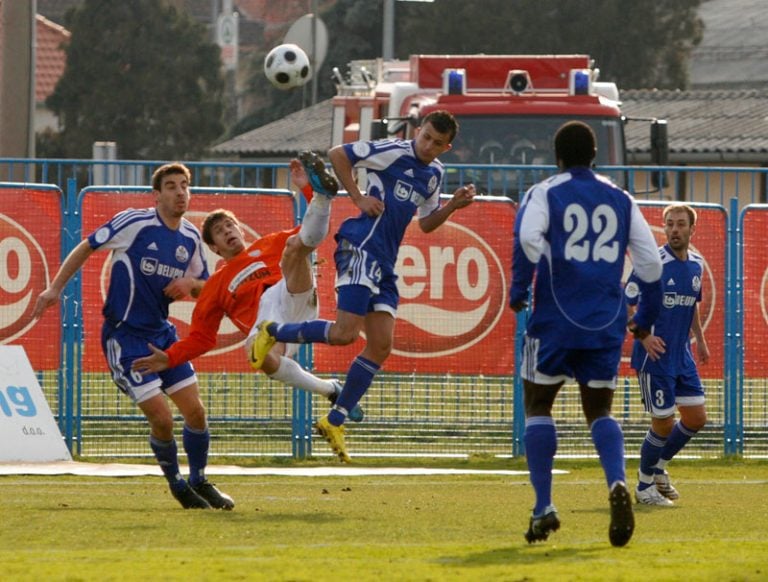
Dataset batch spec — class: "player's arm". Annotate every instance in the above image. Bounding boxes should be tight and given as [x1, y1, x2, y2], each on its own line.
[165, 301, 224, 368]
[419, 184, 476, 233]
[164, 276, 205, 300]
[132, 343, 170, 374]
[132, 288, 224, 375]
[165, 235, 209, 300]
[328, 144, 384, 217]
[624, 271, 666, 360]
[132, 323, 220, 375]
[510, 187, 546, 311]
[32, 239, 95, 319]
[626, 204, 663, 333]
[690, 303, 710, 363]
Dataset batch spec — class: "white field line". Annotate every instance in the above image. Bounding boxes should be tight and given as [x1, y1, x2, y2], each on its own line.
[0, 461, 563, 477]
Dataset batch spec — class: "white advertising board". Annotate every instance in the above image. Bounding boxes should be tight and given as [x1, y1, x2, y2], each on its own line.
[0, 345, 72, 462]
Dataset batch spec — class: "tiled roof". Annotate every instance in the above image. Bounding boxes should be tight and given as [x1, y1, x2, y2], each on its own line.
[690, 0, 768, 88]
[212, 98, 334, 158]
[36, 14, 69, 103]
[213, 90, 768, 164]
[621, 89, 768, 163]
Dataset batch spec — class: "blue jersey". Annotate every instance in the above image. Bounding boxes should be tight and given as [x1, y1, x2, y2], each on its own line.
[626, 244, 704, 375]
[88, 208, 209, 333]
[337, 138, 443, 267]
[511, 167, 662, 349]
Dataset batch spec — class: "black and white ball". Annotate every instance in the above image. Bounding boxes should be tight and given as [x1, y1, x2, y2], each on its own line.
[264, 43, 311, 90]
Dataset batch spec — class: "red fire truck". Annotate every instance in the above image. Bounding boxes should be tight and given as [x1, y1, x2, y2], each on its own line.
[330, 54, 666, 194]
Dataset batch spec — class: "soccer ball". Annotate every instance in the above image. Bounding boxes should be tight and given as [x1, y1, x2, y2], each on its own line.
[264, 43, 311, 90]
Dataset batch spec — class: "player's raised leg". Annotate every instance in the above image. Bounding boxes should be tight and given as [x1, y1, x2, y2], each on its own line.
[299, 150, 339, 198]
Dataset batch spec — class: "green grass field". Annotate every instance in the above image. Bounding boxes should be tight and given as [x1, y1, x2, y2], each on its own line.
[1, 458, 766, 581]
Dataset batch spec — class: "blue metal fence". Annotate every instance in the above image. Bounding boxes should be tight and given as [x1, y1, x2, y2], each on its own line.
[3, 157, 768, 205]
[3, 159, 768, 459]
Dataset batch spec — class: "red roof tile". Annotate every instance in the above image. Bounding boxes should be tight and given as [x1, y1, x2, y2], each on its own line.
[36, 14, 70, 103]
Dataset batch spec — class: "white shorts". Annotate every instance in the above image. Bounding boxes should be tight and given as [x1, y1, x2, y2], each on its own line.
[246, 278, 319, 359]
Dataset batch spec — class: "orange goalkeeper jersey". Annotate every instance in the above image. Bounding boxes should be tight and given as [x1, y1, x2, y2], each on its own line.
[165, 226, 299, 368]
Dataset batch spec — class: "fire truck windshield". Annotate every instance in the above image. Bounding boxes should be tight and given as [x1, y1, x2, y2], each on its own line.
[443, 115, 624, 166]
[440, 115, 626, 198]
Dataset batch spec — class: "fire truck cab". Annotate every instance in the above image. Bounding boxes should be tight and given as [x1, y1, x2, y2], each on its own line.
[330, 54, 666, 195]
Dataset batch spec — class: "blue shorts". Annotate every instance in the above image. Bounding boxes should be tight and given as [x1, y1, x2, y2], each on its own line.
[101, 321, 197, 404]
[637, 369, 705, 417]
[334, 239, 399, 316]
[521, 333, 622, 389]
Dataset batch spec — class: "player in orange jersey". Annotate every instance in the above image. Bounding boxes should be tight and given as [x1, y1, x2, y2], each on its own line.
[132, 153, 363, 421]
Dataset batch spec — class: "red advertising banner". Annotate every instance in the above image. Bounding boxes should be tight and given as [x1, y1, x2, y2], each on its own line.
[620, 203, 726, 378]
[0, 185, 62, 370]
[741, 206, 768, 377]
[7, 188, 728, 379]
[312, 196, 517, 375]
[80, 189, 295, 372]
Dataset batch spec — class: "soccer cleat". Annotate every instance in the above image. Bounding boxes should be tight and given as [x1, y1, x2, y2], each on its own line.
[171, 483, 212, 509]
[315, 414, 351, 463]
[653, 470, 680, 500]
[608, 481, 635, 547]
[524, 505, 560, 543]
[299, 150, 338, 198]
[328, 379, 365, 423]
[249, 320, 276, 371]
[635, 484, 674, 507]
[192, 480, 235, 510]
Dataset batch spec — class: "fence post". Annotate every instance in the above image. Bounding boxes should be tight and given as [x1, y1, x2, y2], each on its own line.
[291, 188, 313, 459]
[723, 197, 743, 455]
[512, 309, 528, 456]
[291, 381, 312, 460]
[58, 177, 80, 453]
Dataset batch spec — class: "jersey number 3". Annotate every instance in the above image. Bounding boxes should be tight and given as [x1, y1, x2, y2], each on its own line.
[563, 203, 619, 263]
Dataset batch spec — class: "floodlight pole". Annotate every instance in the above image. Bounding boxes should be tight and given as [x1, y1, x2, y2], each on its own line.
[383, 0, 435, 60]
[383, 0, 395, 60]
[311, 0, 319, 104]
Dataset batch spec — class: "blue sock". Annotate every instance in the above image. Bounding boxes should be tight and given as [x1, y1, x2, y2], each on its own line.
[658, 421, 697, 469]
[591, 416, 626, 488]
[149, 436, 185, 491]
[271, 320, 332, 343]
[182, 424, 209, 486]
[638, 429, 666, 489]
[524, 417, 557, 515]
[328, 356, 380, 426]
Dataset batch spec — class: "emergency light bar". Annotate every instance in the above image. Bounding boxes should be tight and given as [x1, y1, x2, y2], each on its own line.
[442, 68, 466, 95]
[569, 69, 592, 95]
[506, 69, 532, 94]
[438, 62, 598, 96]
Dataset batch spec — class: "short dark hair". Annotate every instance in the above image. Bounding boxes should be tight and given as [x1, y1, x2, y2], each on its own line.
[151, 162, 191, 191]
[663, 203, 697, 227]
[421, 110, 459, 142]
[554, 121, 596, 168]
[202, 208, 238, 245]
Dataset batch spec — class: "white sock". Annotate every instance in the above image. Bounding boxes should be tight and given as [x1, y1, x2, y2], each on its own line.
[267, 356, 334, 398]
[298, 198, 331, 248]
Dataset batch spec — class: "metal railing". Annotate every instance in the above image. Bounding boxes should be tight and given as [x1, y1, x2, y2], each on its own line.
[2, 157, 767, 206]
[3, 158, 768, 460]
